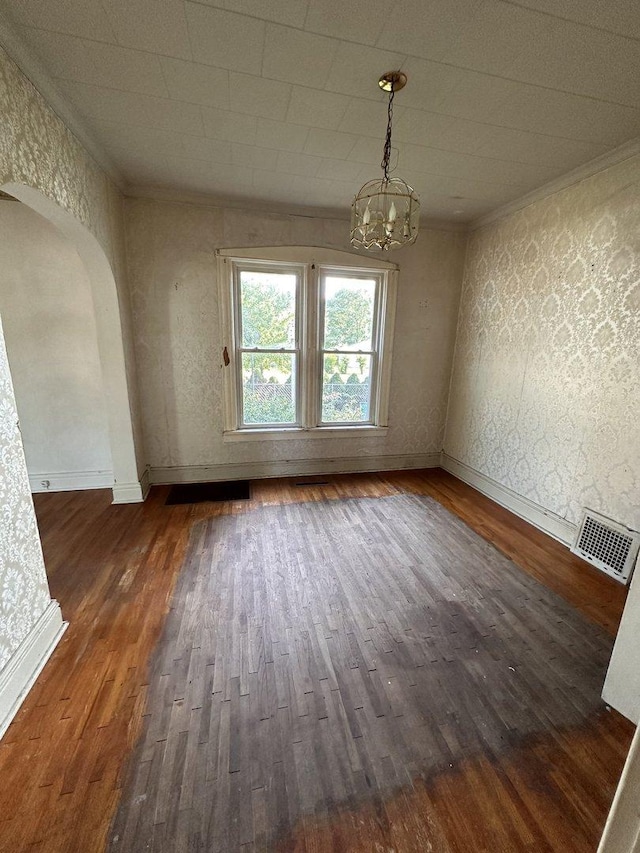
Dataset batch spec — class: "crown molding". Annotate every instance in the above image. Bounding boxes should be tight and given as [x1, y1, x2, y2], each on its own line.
[125, 184, 351, 221]
[471, 136, 640, 231]
[2, 8, 637, 234]
[125, 184, 468, 231]
[0, 13, 125, 190]
[0, 9, 466, 231]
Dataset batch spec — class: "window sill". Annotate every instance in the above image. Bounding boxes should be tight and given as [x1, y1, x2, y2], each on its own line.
[222, 426, 388, 442]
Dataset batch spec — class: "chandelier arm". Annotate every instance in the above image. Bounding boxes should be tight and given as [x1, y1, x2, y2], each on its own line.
[381, 85, 395, 182]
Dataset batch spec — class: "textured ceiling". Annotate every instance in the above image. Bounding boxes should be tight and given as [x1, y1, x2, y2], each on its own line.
[2, 0, 640, 221]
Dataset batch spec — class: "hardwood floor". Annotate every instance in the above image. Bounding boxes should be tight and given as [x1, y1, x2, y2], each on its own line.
[0, 469, 633, 852]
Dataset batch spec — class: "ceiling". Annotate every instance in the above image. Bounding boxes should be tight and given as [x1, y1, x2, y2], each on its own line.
[2, 0, 640, 222]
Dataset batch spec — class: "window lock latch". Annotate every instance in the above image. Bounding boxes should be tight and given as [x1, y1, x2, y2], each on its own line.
[222, 346, 230, 366]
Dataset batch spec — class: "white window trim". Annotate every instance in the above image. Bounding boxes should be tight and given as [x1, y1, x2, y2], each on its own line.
[221, 425, 389, 442]
[217, 246, 398, 440]
[231, 258, 304, 429]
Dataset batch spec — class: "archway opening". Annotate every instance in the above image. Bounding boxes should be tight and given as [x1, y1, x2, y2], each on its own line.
[0, 191, 114, 493]
[0, 182, 143, 503]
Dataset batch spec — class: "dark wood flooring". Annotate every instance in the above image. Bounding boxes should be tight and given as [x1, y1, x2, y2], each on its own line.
[0, 470, 633, 852]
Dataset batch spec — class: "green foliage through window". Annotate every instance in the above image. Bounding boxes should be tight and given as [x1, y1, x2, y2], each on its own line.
[324, 281, 375, 350]
[240, 273, 295, 350]
[230, 261, 388, 429]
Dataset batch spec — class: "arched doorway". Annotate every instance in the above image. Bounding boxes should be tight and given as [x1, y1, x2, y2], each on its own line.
[0, 194, 113, 490]
[0, 183, 143, 503]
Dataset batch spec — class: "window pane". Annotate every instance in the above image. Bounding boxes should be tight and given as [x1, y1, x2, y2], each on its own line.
[321, 354, 371, 423]
[242, 352, 296, 424]
[323, 277, 375, 351]
[240, 271, 296, 348]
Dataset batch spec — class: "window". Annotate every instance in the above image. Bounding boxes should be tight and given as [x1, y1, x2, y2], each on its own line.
[218, 247, 397, 438]
[235, 264, 301, 427]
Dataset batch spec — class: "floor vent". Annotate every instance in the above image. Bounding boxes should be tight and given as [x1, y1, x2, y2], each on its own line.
[571, 509, 640, 584]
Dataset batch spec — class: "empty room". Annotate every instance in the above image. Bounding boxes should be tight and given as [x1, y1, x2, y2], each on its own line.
[0, 0, 639, 850]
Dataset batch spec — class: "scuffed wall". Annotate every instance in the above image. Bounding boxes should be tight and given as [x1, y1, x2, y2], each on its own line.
[445, 153, 640, 532]
[125, 197, 467, 473]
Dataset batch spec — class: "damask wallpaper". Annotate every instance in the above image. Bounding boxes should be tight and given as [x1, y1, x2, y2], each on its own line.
[0, 44, 141, 675]
[0, 46, 107, 240]
[445, 153, 640, 532]
[125, 198, 466, 474]
[0, 46, 144, 476]
[0, 316, 50, 671]
[4, 23, 638, 705]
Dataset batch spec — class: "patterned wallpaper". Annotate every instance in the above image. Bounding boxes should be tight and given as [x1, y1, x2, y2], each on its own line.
[0, 46, 145, 476]
[445, 153, 640, 531]
[0, 45, 140, 673]
[0, 47, 106, 240]
[0, 317, 50, 670]
[125, 198, 466, 472]
[4, 19, 637, 686]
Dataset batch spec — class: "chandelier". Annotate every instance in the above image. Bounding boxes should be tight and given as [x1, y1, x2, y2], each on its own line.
[350, 71, 420, 251]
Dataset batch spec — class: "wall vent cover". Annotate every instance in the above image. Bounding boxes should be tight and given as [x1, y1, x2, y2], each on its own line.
[571, 509, 640, 584]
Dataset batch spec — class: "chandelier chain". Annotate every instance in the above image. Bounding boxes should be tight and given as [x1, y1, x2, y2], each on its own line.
[381, 85, 395, 182]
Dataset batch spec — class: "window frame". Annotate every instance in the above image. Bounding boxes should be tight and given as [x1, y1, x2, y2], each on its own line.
[232, 260, 304, 429]
[217, 246, 398, 440]
[316, 266, 383, 428]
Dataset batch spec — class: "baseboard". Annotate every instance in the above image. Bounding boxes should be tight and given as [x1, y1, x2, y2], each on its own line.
[112, 480, 146, 504]
[149, 453, 441, 485]
[441, 453, 576, 546]
[29, 470, 113, 493]
[0, 600, 67, 741]
[139, 467, 151, 500]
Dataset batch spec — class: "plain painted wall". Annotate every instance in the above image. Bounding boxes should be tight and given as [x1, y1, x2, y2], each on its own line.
[598, 722, 640, 852]
[0, 201, 113, 484]
[603, 568, 640, 721]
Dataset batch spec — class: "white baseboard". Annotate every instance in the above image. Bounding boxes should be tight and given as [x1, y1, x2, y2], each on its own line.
[441, 453, 576, 546]
[150, 452, 441, 485]
[111, 479, 147, 504]
[0, 600, 67, 741]
[139, 467, 151, 500]
[29, 469, 113, 493]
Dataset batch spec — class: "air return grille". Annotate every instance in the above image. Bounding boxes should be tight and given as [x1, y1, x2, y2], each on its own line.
[571, 509, 640, 584]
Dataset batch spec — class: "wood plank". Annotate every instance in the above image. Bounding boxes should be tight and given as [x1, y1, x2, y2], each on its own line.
[0, 470, 631, 852]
